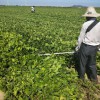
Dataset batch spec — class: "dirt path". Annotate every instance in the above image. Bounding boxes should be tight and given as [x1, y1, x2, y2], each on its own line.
[97, 75, 100, 83]
[95, 75, 100, 99]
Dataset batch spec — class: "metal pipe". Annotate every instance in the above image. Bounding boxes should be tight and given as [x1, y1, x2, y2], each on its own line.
[39, 51, 75, 56]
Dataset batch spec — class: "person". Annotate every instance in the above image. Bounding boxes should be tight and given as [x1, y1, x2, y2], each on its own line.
[31, 6, 35, 13]
[75, 7, 100, 83]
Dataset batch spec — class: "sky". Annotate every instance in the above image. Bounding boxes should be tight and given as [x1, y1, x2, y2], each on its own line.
[0, 0, 100, 7]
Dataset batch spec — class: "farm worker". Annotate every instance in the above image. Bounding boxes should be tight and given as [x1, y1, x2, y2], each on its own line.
[31, 6, 35, 13]
[75, 7, 100, 83]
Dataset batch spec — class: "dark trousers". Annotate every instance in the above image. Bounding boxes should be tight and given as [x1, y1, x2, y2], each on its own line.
[77, 43, 98, 82]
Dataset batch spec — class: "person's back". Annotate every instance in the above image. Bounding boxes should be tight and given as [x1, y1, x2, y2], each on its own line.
[79, 18, 100, 47]
[31, 6, 35, 13]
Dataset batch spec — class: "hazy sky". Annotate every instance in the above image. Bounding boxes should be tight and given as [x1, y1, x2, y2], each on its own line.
[0, 0, 100, 7]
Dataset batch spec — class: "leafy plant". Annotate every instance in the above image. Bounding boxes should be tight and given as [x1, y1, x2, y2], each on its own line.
[0, 6, 100, 100]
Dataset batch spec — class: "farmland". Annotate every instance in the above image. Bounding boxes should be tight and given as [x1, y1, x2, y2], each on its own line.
[0, 6, 100, 100]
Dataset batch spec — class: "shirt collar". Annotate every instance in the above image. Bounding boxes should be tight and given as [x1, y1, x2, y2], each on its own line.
[86, 17, 97, 22]
[90, 18, 97, 21]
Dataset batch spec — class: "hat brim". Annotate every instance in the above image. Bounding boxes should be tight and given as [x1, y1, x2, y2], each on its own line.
[82, 13, 100, 17]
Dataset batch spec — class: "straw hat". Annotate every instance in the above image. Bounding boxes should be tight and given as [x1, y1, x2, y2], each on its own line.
[82, 7, 100, 17]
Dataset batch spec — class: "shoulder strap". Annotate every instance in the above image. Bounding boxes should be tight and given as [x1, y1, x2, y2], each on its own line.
[86, 20, 99, 33]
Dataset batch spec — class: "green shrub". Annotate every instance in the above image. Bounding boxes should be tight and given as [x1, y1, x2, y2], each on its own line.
[0, 32, 83, 100]
[0, 6, 100, 100]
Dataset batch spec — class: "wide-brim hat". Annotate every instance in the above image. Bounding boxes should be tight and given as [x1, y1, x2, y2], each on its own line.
[82, 7, 100, 17]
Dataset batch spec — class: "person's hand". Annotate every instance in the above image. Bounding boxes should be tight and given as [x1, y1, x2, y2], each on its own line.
[97, 45, 100, 51]
[75, 46, 79, 52]
[98, 48, 100, 51]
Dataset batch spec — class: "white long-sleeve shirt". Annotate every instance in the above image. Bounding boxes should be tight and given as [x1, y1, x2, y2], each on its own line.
[78, 19, 100, 48]
[31, 7, 35, 12]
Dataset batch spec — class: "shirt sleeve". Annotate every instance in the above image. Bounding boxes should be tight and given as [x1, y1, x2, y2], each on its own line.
[77, 24, 86, 48]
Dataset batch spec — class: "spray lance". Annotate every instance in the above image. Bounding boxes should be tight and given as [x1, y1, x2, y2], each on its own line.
[38, 51, 75, 56]
[38, 45, 100, 56]
[38, 46, 79, 56]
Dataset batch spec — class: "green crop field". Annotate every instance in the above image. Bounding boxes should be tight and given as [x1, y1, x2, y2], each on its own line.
[0, 6, 100, 100]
